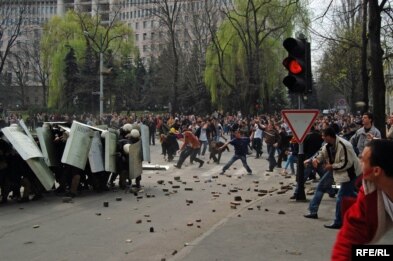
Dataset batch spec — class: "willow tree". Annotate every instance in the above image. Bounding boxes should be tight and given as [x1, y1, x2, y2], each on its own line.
[41, 10, 135, 111]
[204, 0, 306, 114]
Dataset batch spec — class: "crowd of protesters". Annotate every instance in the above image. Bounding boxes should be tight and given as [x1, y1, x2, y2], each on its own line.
[2, 108, 393, 258]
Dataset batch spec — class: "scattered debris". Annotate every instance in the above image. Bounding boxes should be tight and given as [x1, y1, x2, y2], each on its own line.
[234, 196, 242, 201]
[116, 197, 122, 201]
[150, 227, 155, 233]
[103, 202, 109, 207]
[33, 225, 40, 229]
[278, 210, 286, 215]
[136, 219, 142, 224]
[185, 187, 193, 191]
[95, 213, 102, 216]
[126, 239, 132, 243]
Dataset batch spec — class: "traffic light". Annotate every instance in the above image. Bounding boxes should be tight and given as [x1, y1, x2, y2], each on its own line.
[282, 37, 312, 94]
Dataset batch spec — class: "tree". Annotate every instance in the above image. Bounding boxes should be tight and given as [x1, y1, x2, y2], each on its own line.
[204, 0, 306, 115]
[64, 46, 80, 111]
[41, 9, 136, 111]
[368, 0, 389, 137]
[0, 1, 26, 75]
[151, 0, 182, 113]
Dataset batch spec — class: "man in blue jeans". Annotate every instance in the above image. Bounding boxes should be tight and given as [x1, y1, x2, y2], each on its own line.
[303, 127, 360, 229]
[218, 130, 252, 175]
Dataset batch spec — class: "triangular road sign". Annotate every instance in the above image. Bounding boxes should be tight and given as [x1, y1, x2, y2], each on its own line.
[281, 109, 319, 143]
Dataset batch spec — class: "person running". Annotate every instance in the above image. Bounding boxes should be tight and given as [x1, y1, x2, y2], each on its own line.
[218, 129, 252, 175]
[173, 130, 204, 169]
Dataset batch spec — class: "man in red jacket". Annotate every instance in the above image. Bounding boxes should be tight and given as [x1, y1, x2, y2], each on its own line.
[331, 139, 393, 260]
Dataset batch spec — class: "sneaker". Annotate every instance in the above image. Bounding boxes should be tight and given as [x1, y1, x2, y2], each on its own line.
[198, 161, 204, 168]
[219, 170, 225, 175]
[173, 164, 181, 169]
[247, 172, 252, 175]
[266, 169, 274, 173]
[304, 213, 318, 219]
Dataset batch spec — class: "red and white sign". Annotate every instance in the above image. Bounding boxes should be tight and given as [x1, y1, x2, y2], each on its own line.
[281, 109, 319, 143]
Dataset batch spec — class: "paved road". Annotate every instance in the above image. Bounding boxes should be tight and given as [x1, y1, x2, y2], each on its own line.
[1, 139, 392, 261]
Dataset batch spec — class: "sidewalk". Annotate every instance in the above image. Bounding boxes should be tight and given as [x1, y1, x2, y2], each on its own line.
[170, 187, 393, 261]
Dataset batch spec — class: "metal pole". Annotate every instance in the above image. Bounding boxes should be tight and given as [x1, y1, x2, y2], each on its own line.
[296, 94, 306, 201]
[99, 51, 103, 118]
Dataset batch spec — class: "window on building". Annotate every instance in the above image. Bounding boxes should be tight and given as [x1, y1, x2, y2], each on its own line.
[135, 22, 139, 29]
[143, 45, 147, 52]
[143, 33, 147, 41]
[135, 34, 139, 41]
[143, 21, 147, 28]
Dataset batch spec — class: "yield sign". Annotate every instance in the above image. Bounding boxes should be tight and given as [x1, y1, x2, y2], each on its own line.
[281, 109, 319, 143]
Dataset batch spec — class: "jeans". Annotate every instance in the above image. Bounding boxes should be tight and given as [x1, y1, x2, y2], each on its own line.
[284, 154, 297, 174]
[199, 140, 209, 156]
[334, 179, 357, 226]
[222, 154, 252, 173]
[177, 147, 203, 167]
[252, 138, 262, 157]
[267, 144, 276, 170]
[308, 171, 334, 214]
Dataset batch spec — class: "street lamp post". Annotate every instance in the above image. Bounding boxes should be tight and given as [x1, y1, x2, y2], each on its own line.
[99, 49, 103, 118]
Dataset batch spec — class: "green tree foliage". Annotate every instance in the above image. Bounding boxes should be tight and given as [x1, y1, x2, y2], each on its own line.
[316, 2, 363, 113]
[204, 0, 306, 114]
[41, 10, 135, 110]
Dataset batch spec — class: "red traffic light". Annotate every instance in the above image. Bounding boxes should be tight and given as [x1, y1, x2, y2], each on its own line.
[282, 57, 303, 74]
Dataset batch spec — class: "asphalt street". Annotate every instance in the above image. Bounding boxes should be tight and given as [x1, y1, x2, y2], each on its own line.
[1, 138, 392, 261]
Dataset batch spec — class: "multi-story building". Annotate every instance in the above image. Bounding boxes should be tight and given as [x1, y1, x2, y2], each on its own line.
[0, 0, 230, 109]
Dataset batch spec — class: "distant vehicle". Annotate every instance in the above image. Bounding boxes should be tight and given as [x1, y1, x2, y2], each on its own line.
[322, 109, 330, 115]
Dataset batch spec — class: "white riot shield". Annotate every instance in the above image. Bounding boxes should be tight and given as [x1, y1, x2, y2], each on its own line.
[105, 132, 117, 173]
[88, 132, 105, 173]
[36, 127, 60, 167]
[26, 158, 56, 190]
[128, 140, 142, 180]
[139, 124, 151, 163]
[2, 126, 43, 160]
[18, 119, 35, 143]
[61, 121, 93, 170]
[2, 126, 55, 190]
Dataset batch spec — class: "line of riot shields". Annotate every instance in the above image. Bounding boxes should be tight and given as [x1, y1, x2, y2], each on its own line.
[0, 119, 166, 202]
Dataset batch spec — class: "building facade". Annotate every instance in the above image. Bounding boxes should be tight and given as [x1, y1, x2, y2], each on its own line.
[0, 0, 230, 109]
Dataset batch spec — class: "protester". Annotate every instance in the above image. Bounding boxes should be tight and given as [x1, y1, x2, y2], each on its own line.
[332, 139, 393, 260]
[218, 129, 252, 175]
[309, 127, 361, 229]
[173, 130, 204, 169]
[264, 122, 280, 172]
[350, 112, 381, 156]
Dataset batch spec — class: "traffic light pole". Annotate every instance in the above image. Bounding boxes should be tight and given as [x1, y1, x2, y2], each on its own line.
[296, 95, 306, 201]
